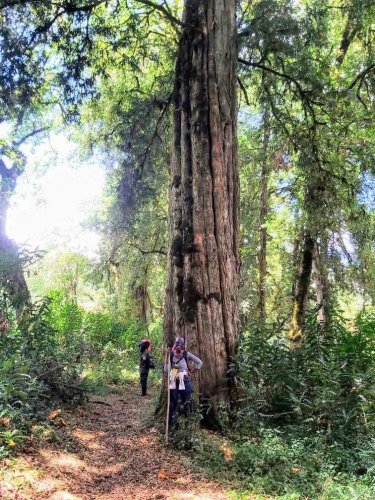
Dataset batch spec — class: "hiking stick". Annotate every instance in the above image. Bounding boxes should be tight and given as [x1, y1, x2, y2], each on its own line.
[165, 345, 171, 445]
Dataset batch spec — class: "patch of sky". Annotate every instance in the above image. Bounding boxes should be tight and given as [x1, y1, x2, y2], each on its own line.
[358, 172, 375, 211]
[238, 109, 262, 129]
[6, 134, 106, 260]
[332, 232, 356, 266]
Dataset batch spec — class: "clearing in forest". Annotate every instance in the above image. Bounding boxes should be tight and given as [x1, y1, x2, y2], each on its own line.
[0, 385, 230, 500]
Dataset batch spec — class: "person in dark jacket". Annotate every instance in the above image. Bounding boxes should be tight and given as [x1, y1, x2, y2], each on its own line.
[139, 338, 155, 396]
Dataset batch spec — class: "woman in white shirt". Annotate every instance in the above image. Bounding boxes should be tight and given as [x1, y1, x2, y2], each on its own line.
[166, 336, 203, 428]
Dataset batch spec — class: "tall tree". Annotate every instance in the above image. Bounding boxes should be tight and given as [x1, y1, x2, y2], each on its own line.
[257, 100, 271, 321]
[239, 0, 374, 338]
[163, 0, 239, 422]
[0, 1, 241, 420]
[0, 143, 33, 315]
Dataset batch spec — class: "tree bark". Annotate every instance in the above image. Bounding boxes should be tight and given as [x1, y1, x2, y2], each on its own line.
[162, 0, 239, 426]
[289, 232, 314, 341]
[133, 266, 151, 323]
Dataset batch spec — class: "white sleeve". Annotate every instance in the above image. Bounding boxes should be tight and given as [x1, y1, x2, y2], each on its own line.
[187, 351, 203, 369]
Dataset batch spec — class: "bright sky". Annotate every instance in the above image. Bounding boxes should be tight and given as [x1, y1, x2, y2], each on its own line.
[6, 134, 106, 260]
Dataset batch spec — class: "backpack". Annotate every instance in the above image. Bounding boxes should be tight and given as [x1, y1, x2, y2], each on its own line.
[140, 352, 155, 370]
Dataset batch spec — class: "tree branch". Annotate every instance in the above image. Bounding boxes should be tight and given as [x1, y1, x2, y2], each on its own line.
[59, 0, 106, 14]
[138, 94, 171, 176]
[237, 76, 250, 106]
[345, 64, 375, 92]
[0, 158, 10, 178]
[239, 58, 306, 101]
[28, 0, 106, 43]
[13, 127, 48, 147]
[336, 14, 358, 66]
[239, 57, 324, 132]
[129, 242, 166, 256]
[135, 0, 184, 29]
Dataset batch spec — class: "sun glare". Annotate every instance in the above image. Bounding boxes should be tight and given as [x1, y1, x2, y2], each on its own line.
[6, 134, 106, 259]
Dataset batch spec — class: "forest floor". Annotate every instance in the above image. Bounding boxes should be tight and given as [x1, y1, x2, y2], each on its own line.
[0, 384, 232, 500]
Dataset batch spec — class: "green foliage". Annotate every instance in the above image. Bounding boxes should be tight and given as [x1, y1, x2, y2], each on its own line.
[0, 2, 374, 497]
[0, 279, 163, 456]
[238, 310, 375, 442]
[231, 430, 375, 497]
[213, 308, 375, 496]
[0, 300, 80, 457]
[175, 309, 375, 497]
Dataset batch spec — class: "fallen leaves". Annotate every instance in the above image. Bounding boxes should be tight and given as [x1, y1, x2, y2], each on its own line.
[1, 388, 229, 499]
[291, 467, 301, 473]
[157, 469, 179, 480]
[55, 417, 67, 427]
[48, 409, 66, 427]
[48, 409, 62, 420]
[174, 476, 190, 485]
[0, 417, 11, 427]
[220, 443, 233, 461]
[157, 469, 169, 480]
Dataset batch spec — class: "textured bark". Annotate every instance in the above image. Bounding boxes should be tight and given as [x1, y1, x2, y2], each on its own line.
[256, 105, 270, 321]
[289, 233, 314, 340]
[162, 0, 239, 425]
[133, 266, 152, 323]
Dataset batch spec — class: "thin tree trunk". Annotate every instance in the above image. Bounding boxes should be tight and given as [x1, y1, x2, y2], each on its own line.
[312, 237, 330, 324]
[133, 266, 151, 323]
[162, 0, 239, 426]
[289, 232, 314, 340]
[257, 104, 270, 321]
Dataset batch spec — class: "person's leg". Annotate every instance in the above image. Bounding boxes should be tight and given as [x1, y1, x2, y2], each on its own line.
[140, 371, 148, 396]
[168, 389, 178, 427]
[180, 379, 192, 417]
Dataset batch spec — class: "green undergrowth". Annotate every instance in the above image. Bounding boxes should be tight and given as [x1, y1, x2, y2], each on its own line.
[184, 309, 375, 499]
[188, 427, 374, 499]
[0, 289, 163, 458]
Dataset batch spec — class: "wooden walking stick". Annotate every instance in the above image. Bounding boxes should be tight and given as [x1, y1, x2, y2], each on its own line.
[165, 345, 171, 445]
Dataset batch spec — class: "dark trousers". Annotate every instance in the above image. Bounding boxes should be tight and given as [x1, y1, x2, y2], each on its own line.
[140, 370, 149, 395]
[168, 378, 192, 426]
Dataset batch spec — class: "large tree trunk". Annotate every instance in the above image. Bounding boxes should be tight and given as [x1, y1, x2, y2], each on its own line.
[256, 104, 270, 321]
[163, 0, 239, 425]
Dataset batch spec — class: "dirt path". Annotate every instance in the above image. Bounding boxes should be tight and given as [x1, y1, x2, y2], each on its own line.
[0, 386, 230, 499]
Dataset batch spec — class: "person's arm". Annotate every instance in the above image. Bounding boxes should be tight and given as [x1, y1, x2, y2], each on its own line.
[187, 351, 203, 370]
[146, 352, 150, 370]
[149, 354, 156, 369]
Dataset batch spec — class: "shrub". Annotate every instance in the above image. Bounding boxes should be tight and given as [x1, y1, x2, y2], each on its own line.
[229, 308, 375, 495]
[238, 310, 375, 444]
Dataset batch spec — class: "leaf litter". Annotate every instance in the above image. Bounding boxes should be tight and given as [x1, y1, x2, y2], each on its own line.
[0, 385, 229, 499]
